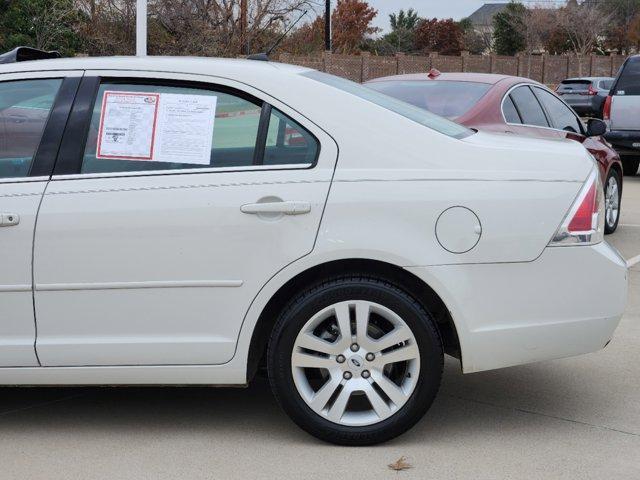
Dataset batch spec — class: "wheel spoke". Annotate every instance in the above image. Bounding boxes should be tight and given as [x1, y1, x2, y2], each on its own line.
[373, 326, 412, 352]
[379, 342, 419, 365]
[326, 385, 351, 423]
[296, 332, 340, 356]
[309, 375, 342, 412]
[291, 351, 335, 370]
[371, 370, 408, 407]
[365, 382, 393, 419]
[334, 303, 352, 346]
[355, 301, 372, 349]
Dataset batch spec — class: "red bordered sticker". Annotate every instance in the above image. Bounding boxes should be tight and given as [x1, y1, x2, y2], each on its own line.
[96, 91, 160, 161]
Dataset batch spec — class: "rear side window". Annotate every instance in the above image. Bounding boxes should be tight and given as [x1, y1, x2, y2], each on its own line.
[502, 95, 521, 123]
[509, 86, 549, 127]
[81, 83, 317, 174]
[615, 58, 640, 95]
[533, 87, 582, 133]
[265, 108, 318, 165]
[365, 81, 491, 119]
[0, 78, 61, 178]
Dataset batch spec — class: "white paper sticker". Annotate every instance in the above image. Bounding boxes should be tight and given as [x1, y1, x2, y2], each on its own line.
[97, 91, 217, 165]
[154, 93, 217, 165]
[97, 92, 160, 160]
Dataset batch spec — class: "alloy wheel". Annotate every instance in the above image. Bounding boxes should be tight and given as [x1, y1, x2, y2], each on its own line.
[291, 300, 420, 427]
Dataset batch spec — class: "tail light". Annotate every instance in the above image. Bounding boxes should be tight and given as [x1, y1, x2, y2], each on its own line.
[603, 95, 612, 120]
[587, 85, 598, 96]
[549, 168, 604, 246]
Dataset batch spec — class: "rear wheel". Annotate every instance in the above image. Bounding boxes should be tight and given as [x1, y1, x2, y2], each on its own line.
[621, 156, 639, 176]
[267, 276, 443, 445]
[604, 169, 622, 234]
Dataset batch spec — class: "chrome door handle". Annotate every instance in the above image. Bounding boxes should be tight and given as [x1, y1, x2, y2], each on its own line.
[241, 201, 311, 215]
[0, 213, 19, 227]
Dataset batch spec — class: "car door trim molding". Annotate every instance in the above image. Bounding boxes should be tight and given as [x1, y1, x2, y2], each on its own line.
[501, 82, 586, 135]
[0, 284, 31, 292]
[35, 280, 244, 292]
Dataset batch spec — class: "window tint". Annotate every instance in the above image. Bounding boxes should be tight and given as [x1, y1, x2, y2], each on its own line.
[533, 87, 582, 133]
[615, 57, 640, 95]
[302, 71, 471, 139]
[366, 81, 491, 119]
[600, 80, 614, 90]
[509, 86, 549, 127]
[0, 78, 61, 178]
[502, 95, 521, 123]
[265, 108, 318, 165]
[557, 80, 590, 93]
[82, 83, 263, 174]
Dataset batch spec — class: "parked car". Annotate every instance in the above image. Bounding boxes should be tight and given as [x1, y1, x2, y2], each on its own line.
[366, 71, 625, 234]
[0, 54, 628, 446]
[555, 77, 614, 118]
[603, 55, 640, 176]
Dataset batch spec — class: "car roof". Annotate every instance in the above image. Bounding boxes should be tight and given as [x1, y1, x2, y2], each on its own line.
[0, 55, 312, 77]
[366, 72, 535, 85]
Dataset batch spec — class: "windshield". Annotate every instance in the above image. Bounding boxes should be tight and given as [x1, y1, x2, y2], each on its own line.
[301, 71, 472, 139]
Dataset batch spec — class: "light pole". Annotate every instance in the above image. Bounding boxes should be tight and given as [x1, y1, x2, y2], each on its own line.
[325, 0, 331, 52]
[136, 0, 147, 56]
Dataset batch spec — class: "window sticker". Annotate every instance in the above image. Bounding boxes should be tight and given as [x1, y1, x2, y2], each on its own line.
[97, 92, 160, 160]
[97, 91, 218, 165]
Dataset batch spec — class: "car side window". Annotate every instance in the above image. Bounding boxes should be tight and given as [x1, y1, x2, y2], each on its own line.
[82, 83, 264, 174]
[533, 87, 582, 134]
[509, 86, 549, 128]
[0, 78, 62, 179]
[264, 108, 319, 166]
[502, 95, 522, 124]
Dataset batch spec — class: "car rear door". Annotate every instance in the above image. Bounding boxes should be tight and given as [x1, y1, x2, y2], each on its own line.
[0, 71, 80, 366]
[610, 57, 640, 131]
[33, 71, 337, 367]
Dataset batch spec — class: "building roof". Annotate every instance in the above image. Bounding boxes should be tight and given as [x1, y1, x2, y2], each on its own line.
[467, 3, 509, 26]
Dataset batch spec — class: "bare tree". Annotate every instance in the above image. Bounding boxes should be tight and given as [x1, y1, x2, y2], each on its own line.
[557, 0, 613, 76]
[503, 4, 554, 77]
[22, 0, 79, 51]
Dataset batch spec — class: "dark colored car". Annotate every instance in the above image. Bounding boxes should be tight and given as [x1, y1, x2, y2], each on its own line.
[603, 55, 640, 176]
[366, 71, 624, 234]
[555, 77, 614, 118]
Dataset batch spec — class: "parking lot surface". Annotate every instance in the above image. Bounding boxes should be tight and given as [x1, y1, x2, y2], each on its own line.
[1, 177, 639, 480]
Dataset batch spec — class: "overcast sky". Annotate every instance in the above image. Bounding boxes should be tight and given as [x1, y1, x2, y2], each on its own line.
[364, 0, 507, 32]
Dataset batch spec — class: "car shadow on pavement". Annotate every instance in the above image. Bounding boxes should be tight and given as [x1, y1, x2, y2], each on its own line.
[0, 356, 615, 447]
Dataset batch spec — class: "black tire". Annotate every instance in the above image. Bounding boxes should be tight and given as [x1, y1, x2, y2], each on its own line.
[622, 156, 639, 176]
[604, 168, 622, 235]
[267, 275, 443, 446]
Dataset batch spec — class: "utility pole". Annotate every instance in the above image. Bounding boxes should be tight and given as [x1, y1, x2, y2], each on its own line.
[136, 0, 147, 56]
[240, 0, 248, 55]
[324, 0, 331, 52]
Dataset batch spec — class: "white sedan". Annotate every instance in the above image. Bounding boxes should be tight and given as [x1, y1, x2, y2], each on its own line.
[0, 55, 628, 445]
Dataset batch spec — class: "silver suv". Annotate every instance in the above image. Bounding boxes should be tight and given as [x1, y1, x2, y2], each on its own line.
[604, 55, 640, 175]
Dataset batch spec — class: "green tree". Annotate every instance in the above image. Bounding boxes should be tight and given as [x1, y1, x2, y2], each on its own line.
[0, 0, 80, 56]
[381, 8, 420, 53]
[493, 1, 526, 55]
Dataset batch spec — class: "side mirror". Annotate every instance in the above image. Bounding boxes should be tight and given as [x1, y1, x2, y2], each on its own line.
[586, 118, 607, 137]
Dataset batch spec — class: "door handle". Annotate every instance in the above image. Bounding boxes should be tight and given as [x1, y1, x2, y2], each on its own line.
[241, 201, 311, 215]
[0, 213, 19, 227]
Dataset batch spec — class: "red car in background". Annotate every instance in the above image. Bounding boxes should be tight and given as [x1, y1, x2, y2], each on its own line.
[366, 71, 624, 234]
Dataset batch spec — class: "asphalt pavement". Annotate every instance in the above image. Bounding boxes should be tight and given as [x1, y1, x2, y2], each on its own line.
[1, 177, 639, 480]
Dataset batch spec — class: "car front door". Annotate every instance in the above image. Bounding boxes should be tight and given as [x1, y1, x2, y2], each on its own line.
[0, 72, 79, 366]
[33, 72, 337, 367]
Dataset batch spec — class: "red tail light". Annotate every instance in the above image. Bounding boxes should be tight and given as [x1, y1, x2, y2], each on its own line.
[550, 168, 604, 246]
[587, 85, 598, 96]
[603, 95, 612, 120]
[567, 180, 598, 232]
